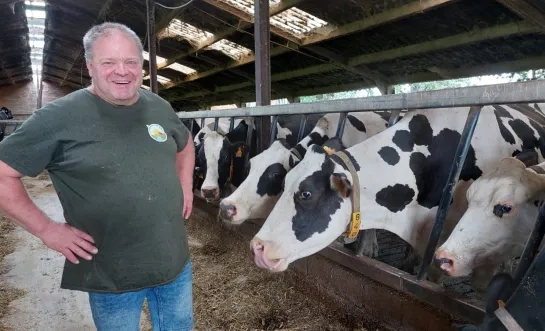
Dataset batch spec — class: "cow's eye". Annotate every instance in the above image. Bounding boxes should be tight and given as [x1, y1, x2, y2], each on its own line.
[300, 191, 312, 200]
[493, 204, 512, 218]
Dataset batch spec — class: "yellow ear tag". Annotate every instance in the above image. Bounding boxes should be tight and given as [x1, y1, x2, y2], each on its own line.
[347, 212, 361, 239]
[235, 146, 243, 157]
[323, 146, 335, 155]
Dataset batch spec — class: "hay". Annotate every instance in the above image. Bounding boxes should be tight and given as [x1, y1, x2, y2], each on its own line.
[0, 215, 25, 331]
[187, 210, 382, 330]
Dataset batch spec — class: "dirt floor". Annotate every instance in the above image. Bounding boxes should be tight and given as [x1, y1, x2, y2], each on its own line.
[0, 173, 382, 331]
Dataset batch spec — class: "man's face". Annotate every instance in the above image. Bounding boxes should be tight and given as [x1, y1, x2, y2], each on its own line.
[86, 29, 143, 106]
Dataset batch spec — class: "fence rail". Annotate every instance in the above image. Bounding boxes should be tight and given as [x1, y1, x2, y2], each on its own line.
[177, 80, 545, 119]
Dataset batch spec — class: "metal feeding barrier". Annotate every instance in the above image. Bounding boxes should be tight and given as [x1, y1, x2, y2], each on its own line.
[178, 79, 545, 323]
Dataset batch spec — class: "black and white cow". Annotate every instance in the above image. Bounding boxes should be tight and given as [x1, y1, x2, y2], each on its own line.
[435, 152, 545, 285]
[0, 106, 13, 142]
[248, 103, 545, 291]
[197, 114, 323, 201]
[218, 111, 395, 224]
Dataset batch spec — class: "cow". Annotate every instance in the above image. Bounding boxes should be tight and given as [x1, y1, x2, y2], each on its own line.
[197, 114, 323, 201]
[455, 248, 545, 331]
[0, 106, 13, 142]
[248, 103, 545, 292]
[434, 151, 545, 289]
[218, 111, 394, 224]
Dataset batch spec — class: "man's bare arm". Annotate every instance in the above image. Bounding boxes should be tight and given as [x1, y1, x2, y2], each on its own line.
[176, 134, 195, 219]
[0, 160, 97, 264]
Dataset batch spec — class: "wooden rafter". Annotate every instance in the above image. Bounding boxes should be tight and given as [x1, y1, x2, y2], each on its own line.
[496, 0, 545, 31]
[166, 20, 538, 101]
[164, 0, 456, 90]
[189, 55, 545, 106]
[59, 0, 115, 87]
[147, 0, 306, 74]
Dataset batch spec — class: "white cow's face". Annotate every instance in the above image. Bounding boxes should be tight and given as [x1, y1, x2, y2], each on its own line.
[199, 131, 229, 201]
[219, 140, 292, 224]
[250, 145, 354, 271]
[435, 157, 545, 277]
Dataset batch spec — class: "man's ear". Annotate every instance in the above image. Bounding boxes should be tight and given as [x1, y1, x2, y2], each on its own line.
[229, 142, 247, 158]
[86, 61, 93, 78]
[330, 172, 352, 198]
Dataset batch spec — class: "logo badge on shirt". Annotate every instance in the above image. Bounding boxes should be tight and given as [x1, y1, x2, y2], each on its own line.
[147, 124, 168, 142]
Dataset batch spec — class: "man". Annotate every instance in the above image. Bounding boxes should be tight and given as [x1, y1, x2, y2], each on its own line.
[0, 22, 195, 330]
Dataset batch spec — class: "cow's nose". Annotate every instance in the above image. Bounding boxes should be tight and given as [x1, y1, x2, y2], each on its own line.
[219, 202, 237, 221]
[201, 187, 218, 199]
[434, 250, 455, 274]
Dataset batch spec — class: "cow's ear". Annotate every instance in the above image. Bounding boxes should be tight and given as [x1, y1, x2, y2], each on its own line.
[513, 149, 539, 167]
[330, 172, 352, 198]
[230, 142, 247, 158]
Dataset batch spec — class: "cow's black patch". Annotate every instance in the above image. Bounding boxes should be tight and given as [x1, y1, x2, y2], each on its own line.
[292, 159, 343, 241]
[501, 104, 545, 158]
[330, 150, 361, 172]
[347, 115, 366, 132]
[530, 165, 545, 175]
[392, 130, 414, 152]
[378, 146, 400, 166]
[306, 131, 329, 147]
[493, 105, 516, 144]
[408, 114, 433, 146]
[311, 144, 327, 155]
[375, 184, 415, 213]
[408, 127, 482, 209]
[510, 119, 539, 151]
[256, 163, 288, 197]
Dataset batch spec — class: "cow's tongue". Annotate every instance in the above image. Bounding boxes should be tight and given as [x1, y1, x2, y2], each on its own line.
[253, 244, 280, 270]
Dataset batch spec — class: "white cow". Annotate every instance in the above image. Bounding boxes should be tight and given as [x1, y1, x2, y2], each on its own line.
[248, 103, 545, 292]
[435, 152, 545, 284]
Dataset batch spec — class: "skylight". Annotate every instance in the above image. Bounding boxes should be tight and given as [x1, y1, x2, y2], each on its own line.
[24, 0, 45, 86]
[166, 63, 196, 75]
[142, 51, 167, 66]
[159, 19, 253, 60]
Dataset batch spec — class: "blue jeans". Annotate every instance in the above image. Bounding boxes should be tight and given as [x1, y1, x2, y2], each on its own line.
[88, 261, 193, 331]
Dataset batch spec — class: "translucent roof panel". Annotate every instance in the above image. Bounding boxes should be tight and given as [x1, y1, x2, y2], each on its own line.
[159, 19, 253, 60]
[142, 51, 167, 66]
[166, 63, 197, 75]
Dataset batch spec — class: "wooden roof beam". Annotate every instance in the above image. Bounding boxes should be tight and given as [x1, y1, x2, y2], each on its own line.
[59, 0, 115, 87]
[164, 0, 456, 90]
[189, 55, 545, 106]
[150, 0, 306, 73]
[166, 20, 538, 99]
[495, 0, 545, 31]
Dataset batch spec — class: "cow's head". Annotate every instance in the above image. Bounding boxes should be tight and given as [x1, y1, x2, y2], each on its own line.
[435, 151, 545, 277]
[250, 144, 356, 271]
[198, 121, 250, 201]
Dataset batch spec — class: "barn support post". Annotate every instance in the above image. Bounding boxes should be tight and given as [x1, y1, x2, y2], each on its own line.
[335, 112, 348, 138]
[254, 0, 271, 153]
[296, 114, 308, 142]
[269, 115, 278, 147]
[512, 202, 545, 288]
[146, 0, 158, 94]
[416, 105, 483, 281]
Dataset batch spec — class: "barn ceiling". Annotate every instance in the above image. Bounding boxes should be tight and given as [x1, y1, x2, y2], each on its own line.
[1, 0, 545, 110]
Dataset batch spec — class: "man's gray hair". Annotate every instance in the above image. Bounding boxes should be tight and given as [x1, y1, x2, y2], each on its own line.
[83, 22, 144, 62]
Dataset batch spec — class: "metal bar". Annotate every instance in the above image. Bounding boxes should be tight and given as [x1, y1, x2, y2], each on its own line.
[388, 111, 401, 127]
[189, 120, 194, 135]
[146, 0, 158, 93]
[176, 80, 545, 119]
[511, 202, 545, 289]
[417, 106, 483, 280]
[244, 118, 254, 165]
[0, 120, 26, 124]
[254, 0, 271, 153]
[269, 115, 278, 147]
[335, 112, 348, 138]
[213, 117, 219, 131]
[200, 118, 205, 129]
[297, 115, 308, 143]
[229, 117, 235, 132]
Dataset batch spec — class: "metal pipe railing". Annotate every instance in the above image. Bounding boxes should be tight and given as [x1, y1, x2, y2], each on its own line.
[177, 80, 545, 119]
[416, 105, 483, 280]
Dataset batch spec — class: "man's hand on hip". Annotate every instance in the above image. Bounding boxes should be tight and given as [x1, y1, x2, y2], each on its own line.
[38, 221, 98, 264]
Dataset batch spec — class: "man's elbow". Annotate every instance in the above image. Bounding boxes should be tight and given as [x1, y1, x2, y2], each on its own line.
[0, 160, 25, 180]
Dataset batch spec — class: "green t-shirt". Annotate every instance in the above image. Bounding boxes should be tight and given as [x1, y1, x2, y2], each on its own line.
[0, 88, 191, 293]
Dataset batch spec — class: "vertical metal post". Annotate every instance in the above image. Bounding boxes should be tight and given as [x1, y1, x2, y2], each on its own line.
[245, 117, 254, 165]
[512, 202, 545, 288]
[146, 0, 158, 94]
[200, 118, 205, 130]
[297, 115, 308, 143]
[417, 106, 482, 280]
[269, 115, 278, 147]
[229, 117, 235, 132]
[254, 0, 271, 153]
[335, 112, 348, 138]
[213, 117, 219, 131]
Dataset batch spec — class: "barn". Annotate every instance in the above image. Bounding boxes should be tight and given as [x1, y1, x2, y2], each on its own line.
[0, 0, 545, 330]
